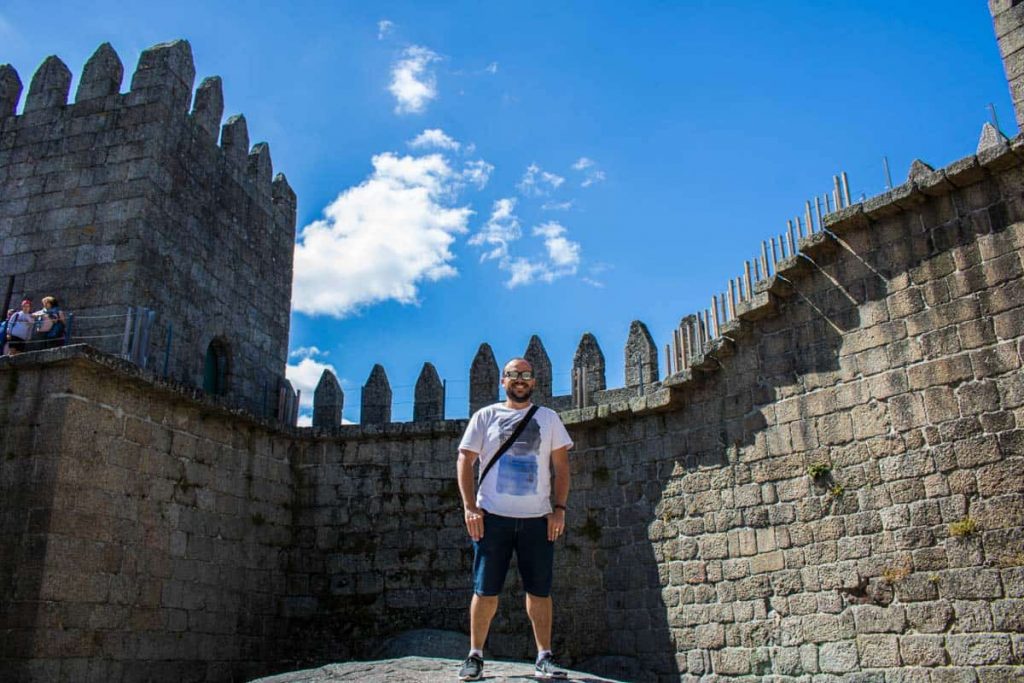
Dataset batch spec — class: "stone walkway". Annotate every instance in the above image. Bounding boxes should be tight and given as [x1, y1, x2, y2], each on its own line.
[251, 656, 623, 682]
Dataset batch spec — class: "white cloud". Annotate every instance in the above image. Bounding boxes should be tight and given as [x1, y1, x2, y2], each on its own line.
[469, 205, 581, 288]
[378, 19, 394, 39]
[292, 152, 472, 318]
[541, 199, 574, 211]
[485, 62, 498, 74]
[297, 414, 313, 427]
[461, 159, 494, 189]
[572, 156, 606, 187]
[517, 163, 565, 197]
[534, 221, 580, 268]
[286, 356, 339, 410]
[408, 128, 461, 151]
[389, 46, 441, 114]
[470, 198, 521, 261]
[290, 346, 328, 359]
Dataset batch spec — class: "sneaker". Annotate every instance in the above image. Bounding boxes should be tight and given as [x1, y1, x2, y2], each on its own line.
[459, 654, 484, 681]
[534, 653, 568, 679]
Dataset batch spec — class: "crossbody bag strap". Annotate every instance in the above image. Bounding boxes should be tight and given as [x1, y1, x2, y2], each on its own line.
[477, 405, 539, 488]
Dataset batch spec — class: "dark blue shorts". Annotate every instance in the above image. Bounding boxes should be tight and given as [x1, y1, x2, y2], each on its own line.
[472, 511, 554, 597]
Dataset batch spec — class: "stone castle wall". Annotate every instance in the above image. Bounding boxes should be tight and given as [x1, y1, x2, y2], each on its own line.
[0, 41, 296, 417]
[2, 6, 1024, 682]
[2, 135, 1024, 681]
[0, 349, 298, 682]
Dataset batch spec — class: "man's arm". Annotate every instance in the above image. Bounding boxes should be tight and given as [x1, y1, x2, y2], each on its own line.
[457, 448, 484, 541]
[547, 445, 570, 541]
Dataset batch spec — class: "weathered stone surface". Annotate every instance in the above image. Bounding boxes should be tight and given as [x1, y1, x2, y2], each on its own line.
[524, 334, 553, 404]
[469, 343, 499, 414]
[0, 63, 21, 116]
[221, 113, 251, 164]
[413, 362, 444, 422]
[248, 141, 274, 191]
[191, 75, 224, 139]
[24, 55, 71, 112]
[129, 39, 195, 111]
[361, 364, 392, 424]
[312, 369, 343, 428]
[978, 122, 1010, 153]
[572, 332, 606, 408]
[907, 159, 935, 182]
[625, 320, 658, 387]
[75, 42, 123, 102]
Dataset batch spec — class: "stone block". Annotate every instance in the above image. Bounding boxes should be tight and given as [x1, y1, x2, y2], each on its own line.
[857, 634, 900, 668]
[953, 600, 994, 631]
[929, 668, 984, 683]
[802, 613, 855, 643]
[971, 341, 1022, 379]
[899, 634, 948, 667]
[818, 640, 858, 673]
[907, 354, 974, 390]
[851, 605, 906, 633]
[939, 568, 1002, 599]
[977, 666, 1024, 683]
[992, 598, 1024, 631]
[695, 622, 725, 649]
[922, 386, 959, 422]
[750, 551, 784, 574]
[947, 634, 1014, 666]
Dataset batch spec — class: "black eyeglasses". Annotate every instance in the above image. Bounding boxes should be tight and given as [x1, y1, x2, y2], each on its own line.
[504, 370, 534, 380]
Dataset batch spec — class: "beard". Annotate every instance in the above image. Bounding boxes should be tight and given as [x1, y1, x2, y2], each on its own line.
[506, 383, 533, 402]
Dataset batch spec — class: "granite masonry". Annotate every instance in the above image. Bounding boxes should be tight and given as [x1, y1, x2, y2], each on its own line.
[1, 4, 1024, 683]
[0, 40, 297, 419]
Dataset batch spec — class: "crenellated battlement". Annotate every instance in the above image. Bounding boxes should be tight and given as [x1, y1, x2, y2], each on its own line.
[0, 41, 286, 202]
[309, 317, 675, 429]
[0, 39, 297, 420]
[308, 121, 1024, 431]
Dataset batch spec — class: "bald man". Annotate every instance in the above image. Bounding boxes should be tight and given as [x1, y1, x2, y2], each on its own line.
[456, 357, 572, 680]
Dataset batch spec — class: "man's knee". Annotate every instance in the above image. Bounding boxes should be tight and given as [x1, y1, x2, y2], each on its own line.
[525, 592, 552, 612]
[473, 593, 499, 606]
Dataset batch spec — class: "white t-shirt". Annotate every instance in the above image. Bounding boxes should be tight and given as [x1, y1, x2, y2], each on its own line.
[459, 403, 573, 518]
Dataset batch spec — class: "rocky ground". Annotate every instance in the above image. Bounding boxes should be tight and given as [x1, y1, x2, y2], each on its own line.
[250, 656, 622, 682]
[249, 630, 640, 682]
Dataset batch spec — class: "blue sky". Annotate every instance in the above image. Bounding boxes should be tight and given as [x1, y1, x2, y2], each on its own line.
[1, 2, 1013, 424]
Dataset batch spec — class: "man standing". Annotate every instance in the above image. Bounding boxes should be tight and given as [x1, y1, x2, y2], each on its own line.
[456, 357, 573, 681]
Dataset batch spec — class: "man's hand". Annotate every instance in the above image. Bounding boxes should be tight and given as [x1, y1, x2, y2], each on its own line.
[546, 508, 565, 542]
[464, 505, 484, 541]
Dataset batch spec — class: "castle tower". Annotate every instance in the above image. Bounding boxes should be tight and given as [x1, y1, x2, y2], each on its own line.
[361, 364, 392, 424]
[625, 320, 659, 388]
[0, 41, 297, 419]
[469, 343, 499, 414]
[523, 335, 552, 405]
[572, 332, 606, 408]
[413, 362, 445, 422]
[991, 1, 1024, 130]
[312, 369, 343, 429]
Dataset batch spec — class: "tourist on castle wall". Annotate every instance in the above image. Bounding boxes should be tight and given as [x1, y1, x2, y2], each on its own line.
[4, 299, 36, 356]
[455, 357, 573, 681]
[31, 296, 67, 350]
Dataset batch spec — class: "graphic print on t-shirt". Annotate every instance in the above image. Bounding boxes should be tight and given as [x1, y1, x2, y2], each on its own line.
[495, 413, 542, 496]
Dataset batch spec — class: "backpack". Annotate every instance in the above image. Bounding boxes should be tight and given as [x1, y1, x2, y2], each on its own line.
[43, 319, 65, 340]
[39, 309, 65, 340]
